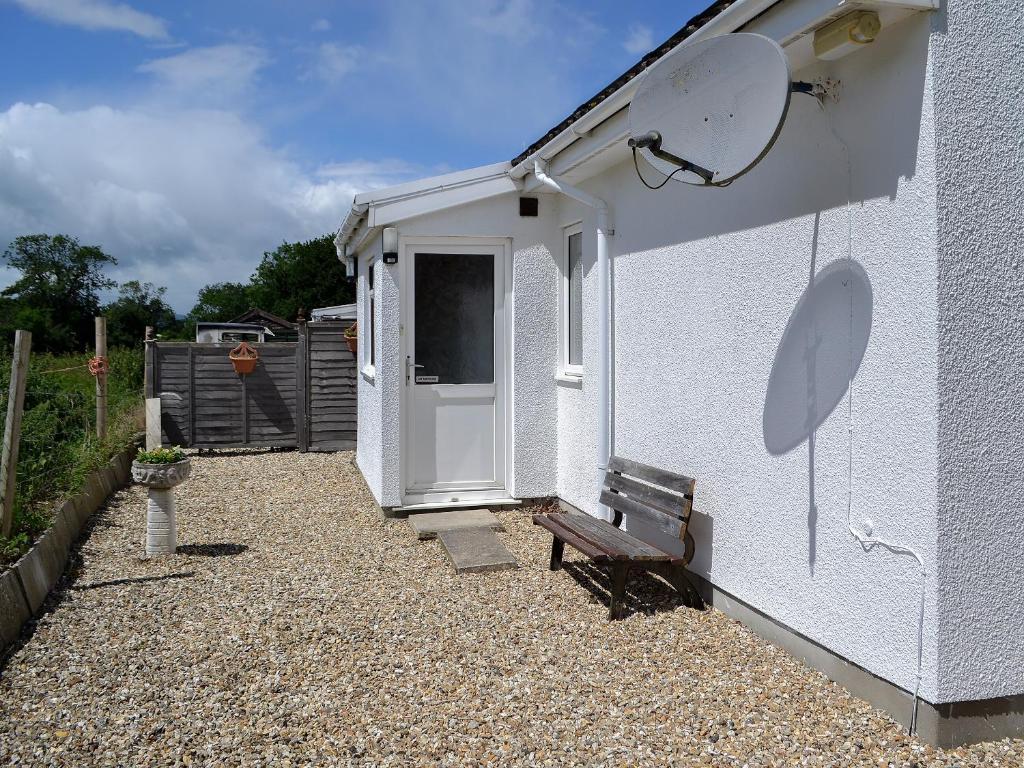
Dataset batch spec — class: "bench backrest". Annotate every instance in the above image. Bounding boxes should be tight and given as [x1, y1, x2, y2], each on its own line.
[600, 456, 696, 543]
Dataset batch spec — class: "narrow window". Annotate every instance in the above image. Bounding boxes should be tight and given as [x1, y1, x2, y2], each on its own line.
[561, 225, 584, 377]
[361, 256, 376, 376]
[369, 263, 375, 368]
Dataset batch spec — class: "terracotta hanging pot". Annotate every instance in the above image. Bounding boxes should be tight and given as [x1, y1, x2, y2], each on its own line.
[343, 322, 358, 355]
[229, 341, 259, 375]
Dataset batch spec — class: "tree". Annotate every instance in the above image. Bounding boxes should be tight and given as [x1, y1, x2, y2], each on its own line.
[182, 281, 253, 339]
[186, 281, 253, 322]
[247, 235, 353, 321]
[103, 281, 179, 347]
[1, 234, 117, 353]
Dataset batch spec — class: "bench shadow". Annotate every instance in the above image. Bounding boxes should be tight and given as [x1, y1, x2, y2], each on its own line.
[561, 560, 689, 619]
[177, 543, 248, 557]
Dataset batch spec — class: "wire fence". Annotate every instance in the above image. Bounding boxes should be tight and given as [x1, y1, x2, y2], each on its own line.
[0, 345, 144, 563]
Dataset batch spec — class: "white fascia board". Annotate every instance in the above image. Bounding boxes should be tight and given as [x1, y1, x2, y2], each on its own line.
[353, 161, 511, 206]
[337, 162, 515, 253]
[367, 173, 519, 228]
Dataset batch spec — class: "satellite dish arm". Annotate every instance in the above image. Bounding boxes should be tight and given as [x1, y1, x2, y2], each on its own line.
[627, 131, 715, 185]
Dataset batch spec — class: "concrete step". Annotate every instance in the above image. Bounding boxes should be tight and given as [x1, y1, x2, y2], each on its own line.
[407, 509, 504, 540]
[437, 528, 519, 574]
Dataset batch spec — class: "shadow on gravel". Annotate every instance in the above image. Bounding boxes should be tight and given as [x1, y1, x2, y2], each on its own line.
[561, 560, 688, 619]
[72, 572, 196, 591]
[177, 543, 248, 557]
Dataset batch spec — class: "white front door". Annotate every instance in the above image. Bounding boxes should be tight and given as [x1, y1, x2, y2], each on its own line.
[404, 241, 507, 503]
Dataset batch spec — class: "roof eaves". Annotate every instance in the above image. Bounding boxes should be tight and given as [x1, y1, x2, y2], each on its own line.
[509, 0, 738, 168]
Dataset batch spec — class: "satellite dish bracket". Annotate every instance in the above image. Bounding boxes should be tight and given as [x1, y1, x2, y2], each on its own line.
[627, 131, 715, 185]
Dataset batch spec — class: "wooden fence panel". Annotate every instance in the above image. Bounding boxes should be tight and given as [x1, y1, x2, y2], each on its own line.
[150, 327, 356, 451]
[304, 321, 357, 452]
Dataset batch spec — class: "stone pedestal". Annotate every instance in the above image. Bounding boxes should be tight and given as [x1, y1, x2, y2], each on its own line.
[145, 488, 177, 555]
[131, 459, 191, 556]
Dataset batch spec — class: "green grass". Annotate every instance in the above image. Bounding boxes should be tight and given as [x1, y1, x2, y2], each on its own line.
[0, 346, 143, 567]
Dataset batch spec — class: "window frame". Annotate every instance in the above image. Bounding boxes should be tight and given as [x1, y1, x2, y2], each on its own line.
[559, 222, 584, 379]
[361, 255, 376, 379]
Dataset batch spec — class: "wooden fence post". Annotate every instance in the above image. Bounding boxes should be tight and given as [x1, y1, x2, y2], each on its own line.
[144, 335, 161, 450]
[1, 330, 31, 538]
[296, 318, 308, 452]
[95, 316, 107, 440]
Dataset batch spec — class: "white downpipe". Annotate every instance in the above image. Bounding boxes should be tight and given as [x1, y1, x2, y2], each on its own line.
[533, 161, 612, 516]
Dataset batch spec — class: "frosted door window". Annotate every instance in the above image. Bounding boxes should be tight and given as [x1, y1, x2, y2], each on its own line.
[567, 231, 583, 367]
[415, 253, 494, 384]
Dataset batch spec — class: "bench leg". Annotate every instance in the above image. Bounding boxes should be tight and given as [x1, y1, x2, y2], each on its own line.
[654, 563, 706, 610]
[608, 562, 629, 620]
[549, 536, 565, 571]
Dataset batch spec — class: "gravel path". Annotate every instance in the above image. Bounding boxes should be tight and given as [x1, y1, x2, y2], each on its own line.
[1, 450, 1021, 767]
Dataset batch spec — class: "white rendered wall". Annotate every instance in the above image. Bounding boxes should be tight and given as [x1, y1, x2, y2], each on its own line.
[557, 14, 945, 700]
[931, 1, 1024, 702]
[361, 194, 560, 506]
[355, 234, 382, 504]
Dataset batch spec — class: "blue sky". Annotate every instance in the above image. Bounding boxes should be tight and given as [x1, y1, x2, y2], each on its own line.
[0, 0, 707, 310]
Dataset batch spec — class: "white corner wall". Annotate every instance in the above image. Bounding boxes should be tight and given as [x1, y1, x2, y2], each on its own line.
[559, 13, 945, 700]
[354, 234, 382, 504]
[931, 1, 1024, 702]
[359, 193, 561, 506]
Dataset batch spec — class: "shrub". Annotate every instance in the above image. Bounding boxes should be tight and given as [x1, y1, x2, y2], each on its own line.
[135, 446, 185, 464]
[0, 345, 143, 568]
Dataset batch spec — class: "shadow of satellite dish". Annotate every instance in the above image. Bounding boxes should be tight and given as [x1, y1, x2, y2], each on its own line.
[762, 260, 873, 456]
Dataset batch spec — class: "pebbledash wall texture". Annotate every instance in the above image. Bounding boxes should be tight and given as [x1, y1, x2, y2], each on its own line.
[931, 0, 1024, 703]
[352, 6, 1023, 709]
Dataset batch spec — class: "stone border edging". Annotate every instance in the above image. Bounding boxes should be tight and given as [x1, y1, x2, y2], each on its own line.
[0, 435, 143, 655]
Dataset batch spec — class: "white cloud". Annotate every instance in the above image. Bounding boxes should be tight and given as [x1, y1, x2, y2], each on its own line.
[311, 18, 331, 32]
[138, 45, 269, 98]
[0, 102, 417, 310]
[623, 23, 654, 56]
[303, 43, 360, 84]
[11, 0, 168, 39]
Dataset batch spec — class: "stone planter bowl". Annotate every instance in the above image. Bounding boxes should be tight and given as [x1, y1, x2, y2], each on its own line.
[131, 458, 192, 489]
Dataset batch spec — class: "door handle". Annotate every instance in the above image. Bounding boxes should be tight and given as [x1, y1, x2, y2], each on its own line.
[406, 356, 424, 384]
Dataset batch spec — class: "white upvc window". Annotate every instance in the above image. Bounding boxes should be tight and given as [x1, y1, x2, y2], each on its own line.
[559, 224, 584, 378]
[361, 257, 376, 378]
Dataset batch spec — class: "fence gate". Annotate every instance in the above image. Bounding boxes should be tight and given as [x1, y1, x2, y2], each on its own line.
[146, 321, 356, 451]
[297, 321, 357, 451]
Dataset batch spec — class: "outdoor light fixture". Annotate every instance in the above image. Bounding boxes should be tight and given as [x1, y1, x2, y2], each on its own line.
[813, 11, 881, 60]
[382, 226, 399, 264]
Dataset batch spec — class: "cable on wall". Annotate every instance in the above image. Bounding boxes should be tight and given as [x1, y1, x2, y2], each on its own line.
[827, 106, 928, 735]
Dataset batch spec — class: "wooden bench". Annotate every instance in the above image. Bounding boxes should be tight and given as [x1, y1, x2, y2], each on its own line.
[533, 456, 703, 619]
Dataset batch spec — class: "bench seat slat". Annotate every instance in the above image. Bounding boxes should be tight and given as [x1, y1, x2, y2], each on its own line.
[607, 456, 695, 495]
[533, 514, 610, 562]
[604, 472, 689, 521]
[557, 512, 670, 561]
[599, 489, 686, 542]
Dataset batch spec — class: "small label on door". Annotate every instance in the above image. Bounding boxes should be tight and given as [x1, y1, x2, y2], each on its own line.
[415, 375, 439, 384]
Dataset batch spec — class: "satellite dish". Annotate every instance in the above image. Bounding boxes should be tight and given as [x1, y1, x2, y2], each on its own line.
[628, 33, 793, 187]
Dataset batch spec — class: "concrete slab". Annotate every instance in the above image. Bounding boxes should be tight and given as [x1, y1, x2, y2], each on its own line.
[437, 528, 518, 574]
[0, 568, 30, 652]
[15, 531, 64, 614]
[408, 509, 504, 540]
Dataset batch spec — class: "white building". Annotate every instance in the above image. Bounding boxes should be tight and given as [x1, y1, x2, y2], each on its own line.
[334, 0, 1023, 746]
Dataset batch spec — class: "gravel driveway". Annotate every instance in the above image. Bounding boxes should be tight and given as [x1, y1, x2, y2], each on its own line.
[1, 450, 1020, 767]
